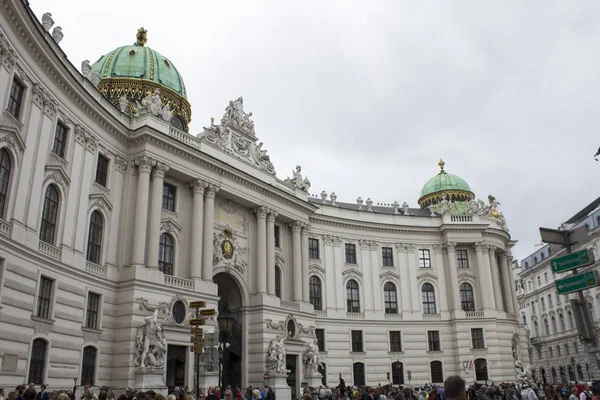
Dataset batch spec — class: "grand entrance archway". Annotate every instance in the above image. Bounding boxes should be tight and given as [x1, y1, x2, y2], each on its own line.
[214, 273, 243, 389]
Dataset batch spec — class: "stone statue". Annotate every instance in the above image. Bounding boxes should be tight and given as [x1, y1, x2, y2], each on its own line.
[161, 104, 173, 122]
[119, 96, 129, 113]
[255, 142, 270, 161]
[466, 199, 479, 215]
[222, 97, 255, 133]
[81, 60, 91, 77]
[51, 26, 63, 44]
[440, 195, 451, 215]
[284, 165, 310, 192]
[303, 339, 323, 373]
[488, 195, 501, 217]
[41, 13, 54, 31]
[392, 201, 399, 214]
[134, 309, 167, 370]
[267, 335, 289, 374]
[401, 202, 410, 215]
[90, 70, 101, 86]
[476, 199, 487, 216]
[141, 89, 163, 116]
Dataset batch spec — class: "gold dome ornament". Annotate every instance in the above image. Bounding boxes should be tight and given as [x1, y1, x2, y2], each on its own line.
[438, 158, 445, 172]
[134, 27, 147, 47]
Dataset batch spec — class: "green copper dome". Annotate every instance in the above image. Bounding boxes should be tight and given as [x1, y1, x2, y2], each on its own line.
[89, 28, 192, 131]
[418, 159, 475, 209]
[90, 45, 186, 98]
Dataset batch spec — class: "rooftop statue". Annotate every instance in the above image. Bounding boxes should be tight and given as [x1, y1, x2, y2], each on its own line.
[284, 165, 311, 192]
[222, 96, 255, 133]
[136, 89, 173, 122]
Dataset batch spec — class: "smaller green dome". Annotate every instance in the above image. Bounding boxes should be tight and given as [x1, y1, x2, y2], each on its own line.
[418, 159, 474, 208]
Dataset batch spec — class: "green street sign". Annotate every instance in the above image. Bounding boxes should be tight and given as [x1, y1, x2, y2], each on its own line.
[556, 271, 599, 295]
[551, 249, 594, 273]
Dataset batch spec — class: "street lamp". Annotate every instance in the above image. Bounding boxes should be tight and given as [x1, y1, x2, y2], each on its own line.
[217, 315, 234, 391]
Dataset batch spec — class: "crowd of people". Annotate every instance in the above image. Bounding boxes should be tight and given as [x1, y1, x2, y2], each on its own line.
[2, 379, 600, 400]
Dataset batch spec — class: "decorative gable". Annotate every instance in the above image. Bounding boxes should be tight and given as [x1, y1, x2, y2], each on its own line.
[416, 271, 437, 281]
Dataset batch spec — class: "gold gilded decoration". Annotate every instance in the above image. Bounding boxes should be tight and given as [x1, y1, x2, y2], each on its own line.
[221, 239, 234, 259]
[97, 77, 191, 126]
[418, 189, 474, 208]
[135, 27, 148, 47]
[438, 158, 445, 172]
[103, 49, 118, 78]
[148, 47, 155, 80]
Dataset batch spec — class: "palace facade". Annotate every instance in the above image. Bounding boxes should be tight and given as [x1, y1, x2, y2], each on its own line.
[0, 1, 527, 396]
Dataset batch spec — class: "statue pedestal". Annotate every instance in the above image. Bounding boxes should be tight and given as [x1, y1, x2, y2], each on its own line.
[134, 368, 167, 394]
[268, 372, 290, 400]
[198, 370, 219, 394]
[304, 370, 323, 389]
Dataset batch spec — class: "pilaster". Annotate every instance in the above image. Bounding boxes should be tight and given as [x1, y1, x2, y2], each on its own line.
[254, 206, 269, 294]
[131, 155, 156, 268]
[146, 162, 170, 269]
[266, 210, 278, 296]
[202, 183, 220, 280]
[189, 179, 208, 279]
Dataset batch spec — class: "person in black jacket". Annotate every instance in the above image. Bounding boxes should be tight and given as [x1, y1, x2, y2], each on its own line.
[23, 384, 36, 400]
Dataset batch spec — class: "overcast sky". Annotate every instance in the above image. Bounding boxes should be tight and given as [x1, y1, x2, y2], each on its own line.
[29, 0, 600, 261]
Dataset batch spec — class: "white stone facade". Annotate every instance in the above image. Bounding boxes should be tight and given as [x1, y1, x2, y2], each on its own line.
[0, 0, 527, 396]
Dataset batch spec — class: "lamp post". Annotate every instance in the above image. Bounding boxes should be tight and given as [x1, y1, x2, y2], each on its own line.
[217, 315, 234, 392]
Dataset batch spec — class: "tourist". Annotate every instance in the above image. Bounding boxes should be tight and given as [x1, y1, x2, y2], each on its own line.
[570, 389, 580, 400]
[580, 385, 592, 400]
[23, 385, 36, 400]
[443, 376, 466, 400]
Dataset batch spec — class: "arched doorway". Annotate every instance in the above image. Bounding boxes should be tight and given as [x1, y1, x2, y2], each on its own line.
[540, 368, 546, 384]
[551, 367, 557, 383]
[475, 358, 488, 382]
[214, 272, 244, 390]
[559, 366, 566, 383]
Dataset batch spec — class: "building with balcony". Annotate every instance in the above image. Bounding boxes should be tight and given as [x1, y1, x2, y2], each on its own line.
[0, 1, 526, 396]
[516, 196, 600, 384]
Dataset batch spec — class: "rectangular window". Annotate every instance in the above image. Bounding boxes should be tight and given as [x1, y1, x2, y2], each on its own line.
[36, 276, 53, 319]
[7, 78, 25, 119]
[52, 122, 68, 159]
[315, 329, 325, 352]
[345, 243, 356, 264]
[419, 249, 431, 268]
[274, 225, 280, 248]
[85, 292, 100, 330]
[351, 330, 363, 352]
[94, 154, 109, 187]
[544, 272, 548, 283]
[162, 183, 176, 212]
[382, 247, 394, 267]
[309, 238, 319, 259]
[389, 331, 402, 352]
[471, 328, 485, 349]
[456, 249, 469, 268]
[427, 330, 440, 352]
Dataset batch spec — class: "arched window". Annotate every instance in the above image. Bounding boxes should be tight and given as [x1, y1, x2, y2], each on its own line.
[383, 282, 398, 314]
[158, 233, 174, 275]
[170, 116, 185, 131]
[459, 283, 475, 311]
[346, 280, 360, 313]
[0, 148, 11, 219]
[559, 314, 565, 331]
[540, 368, 546, 383]
[28, 338, 48, 384]
[559, 366, 566, 383]
[81, 346, 97, 386]
[430, 361, 443, 383]
[551, 367, 557, 383]
[309, 276, 322, 311]
[585, 223, 590, 231]
[577, 364, 584, 380]
[475, 358, 488, 381]
[551, 316, 557, 334]
[541, 297, 545, 310]
[40, 185, 59, 245]
[86, 211, 104, 264]
[392, 361, 404, 384]
[568, 365, 575, 381]
[275, 266, 281, 298]
[422, 283, 436, 314]
[567, 311, 574, 329]
[353, 362, 365, 386]
[534, 321, 539, 337]
[544, 319, 550, 335]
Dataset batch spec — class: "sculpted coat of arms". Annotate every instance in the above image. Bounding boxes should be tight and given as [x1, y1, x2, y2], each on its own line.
[213, 225, 248, 273]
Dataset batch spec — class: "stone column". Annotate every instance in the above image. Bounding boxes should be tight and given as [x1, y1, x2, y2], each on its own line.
[433, 245, 449, 313]
[202, 184, 220, 280]
[444, 242, 462, 312]
[189, 179, 208, 279]
[475, 241, 493, 310]
[488, 245, 504, 312]
[291, 221, 303, 302]
[500, 253, 516, 314]
[266, 210, 278, 296]
[107, 157, 128, 266]
[396, 244, 412, 313]
[131, 155, 156, 268]
[301, 225, 310, 302]
[146, 162, 169, 269]
[254, 206, 269, 294]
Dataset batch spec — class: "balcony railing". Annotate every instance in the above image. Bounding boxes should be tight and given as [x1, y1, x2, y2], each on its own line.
[86, 261, 107, 277]
[423, 313, 441, 320]
[164, 275, 195, 291]
[280, 300, 300, 311]
[466, 311, 485, 318]
[451, 215, 473, 223]
[346, 312, 365, 320]
[0, 218, 12, 237]
[385, 313, 403, 321]
[315, 310, 327, 318]
[39, 240, 61, 260]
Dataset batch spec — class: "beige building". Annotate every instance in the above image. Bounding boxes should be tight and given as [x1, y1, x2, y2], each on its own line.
[0, 1, 527, 396]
